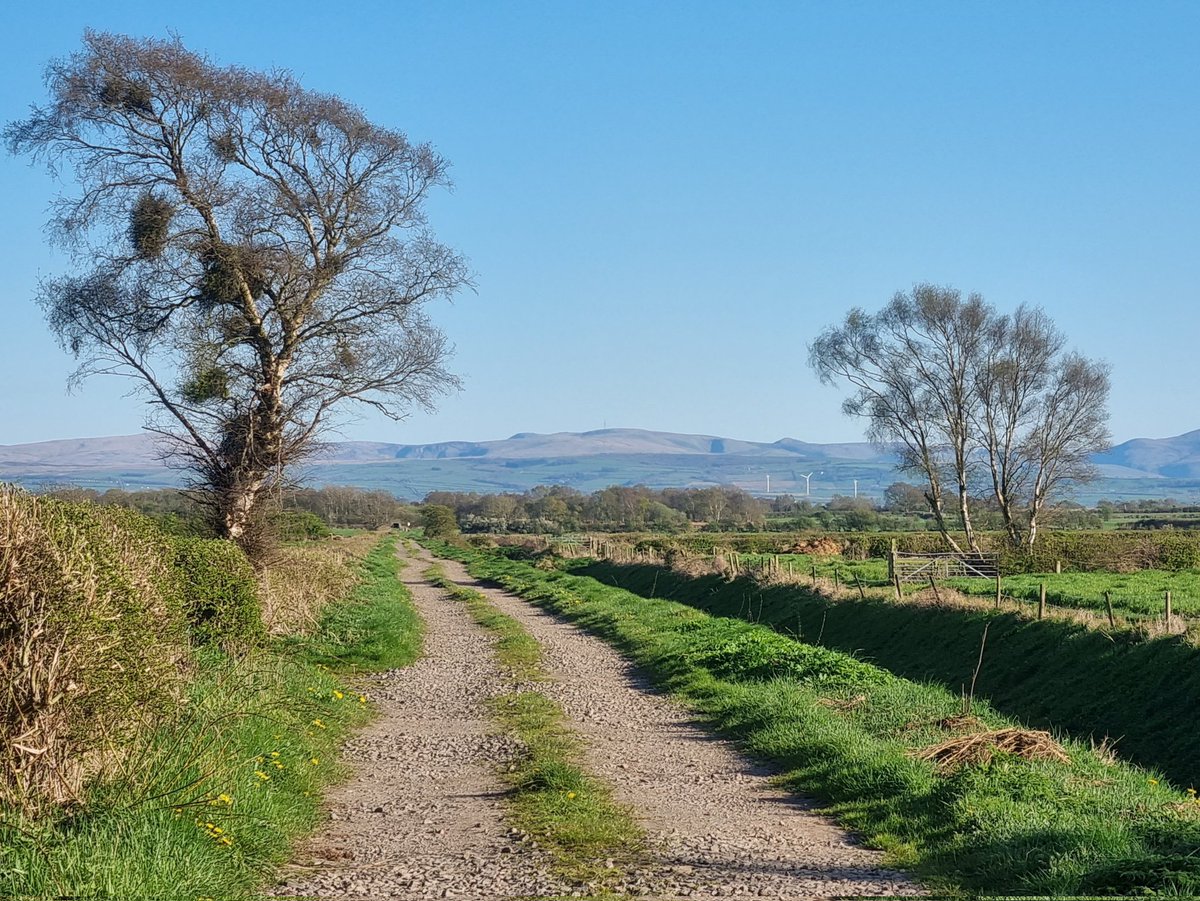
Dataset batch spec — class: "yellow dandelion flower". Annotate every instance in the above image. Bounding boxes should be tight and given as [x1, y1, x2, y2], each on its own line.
[218, 793, 233, 805]
[310, 757, 320, 765]
[333, 690, 344, 700]
[312, 719, 326, 729]
[212, 826, 223, 835]
[219, 836, 233, 846]
[358, 695, 367, 704]
[270, 751, 280, 757]
[256, 771, 271, 781]
[566, 791, 576, 799]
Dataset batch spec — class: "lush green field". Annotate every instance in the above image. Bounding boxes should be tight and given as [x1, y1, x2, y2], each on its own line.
[434, 542, 1200, 896]
[1, 534, 421, 900]
[730, 551, 1200, 620]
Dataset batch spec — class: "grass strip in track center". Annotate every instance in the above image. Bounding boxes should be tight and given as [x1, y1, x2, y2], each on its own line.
[424, 564, 644, 890]
[424, 541, 1200, 899]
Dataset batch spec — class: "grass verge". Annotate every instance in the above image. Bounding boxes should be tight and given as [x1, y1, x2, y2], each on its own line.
[0, 533, 420, 900]
[424, 563, 643, 887]
[576, 559, 1200, 790]
[427, 541, 1200, 898]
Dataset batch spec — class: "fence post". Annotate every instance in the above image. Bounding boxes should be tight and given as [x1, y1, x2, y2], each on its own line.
[928, 574, 942, 603]
[889, 539, 897, 583]
[853, 571, 866, 600]
[893, 571, 902, 601]
[1055, 559, 1062, 574]
[994, 571, 1001, 610]
[833, 567, 841, 592]
[1105, 591, 1115, 628]
[811, 564, 817, 584]
[1166, 591, 1173, 628]
[1038, 582, 1046, 620]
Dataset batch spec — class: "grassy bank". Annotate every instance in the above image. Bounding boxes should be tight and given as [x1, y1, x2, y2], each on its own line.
[424, 564, 643, 887]
[429, 542, 1200, 897]
[576, 559, 1200, 790]
[1, 518, 420, 899]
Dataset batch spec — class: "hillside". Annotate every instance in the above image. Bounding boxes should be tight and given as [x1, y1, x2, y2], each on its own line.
[4, 427, 1200, 502]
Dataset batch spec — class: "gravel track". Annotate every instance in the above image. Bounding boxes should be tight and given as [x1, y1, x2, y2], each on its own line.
[272, 547, 571, 900]
[276, 544, 922, 899]
[431, 552, 923, 900]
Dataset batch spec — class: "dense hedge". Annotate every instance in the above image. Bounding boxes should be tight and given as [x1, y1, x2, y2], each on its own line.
[171, 536, 265, 645]
[612, 529, 1200, 573]
[1, 487, 267, 813]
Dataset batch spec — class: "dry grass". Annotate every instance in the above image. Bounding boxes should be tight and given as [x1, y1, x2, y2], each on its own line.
[815, 694, 867, 711]
[914, 727, 1070, 772]
[258, 532, 378, 634]
[0, 486, 188, 815]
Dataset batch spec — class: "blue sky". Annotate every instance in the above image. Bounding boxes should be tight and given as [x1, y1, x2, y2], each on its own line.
[1, 1, 1197, 447]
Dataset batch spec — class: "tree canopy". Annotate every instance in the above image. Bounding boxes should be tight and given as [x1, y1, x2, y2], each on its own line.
[810, 284, 1110, 549]
[6, 31, 469, 549]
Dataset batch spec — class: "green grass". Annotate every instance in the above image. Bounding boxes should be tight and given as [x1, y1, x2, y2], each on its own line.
[424, 562, 643, 887]
[290, 535, 423, 671]
[0, 534, 420, 900]
[735, 550, 1200, 620]
[431, 542, 1200, 897]
[577, 559, 1200, 790]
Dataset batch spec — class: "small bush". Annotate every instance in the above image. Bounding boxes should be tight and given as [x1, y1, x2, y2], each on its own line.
[170, 536, 264, 646]
[270, 510, 331, 542]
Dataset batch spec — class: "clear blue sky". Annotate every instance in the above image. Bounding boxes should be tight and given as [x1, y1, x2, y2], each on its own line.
[2, 1, 1197, 447]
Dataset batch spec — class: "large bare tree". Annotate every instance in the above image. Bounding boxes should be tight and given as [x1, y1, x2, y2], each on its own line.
[973, 307, 1110, 546]
[810, 284, 1110, 551]
[6, 32, 469, 547]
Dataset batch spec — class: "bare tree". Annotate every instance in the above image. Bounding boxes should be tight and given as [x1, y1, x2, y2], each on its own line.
[973, 309, 1110, 546]
[809, 286, 987, 552]
[810, 285, 1110, 551]
[6, 32, 469, 548]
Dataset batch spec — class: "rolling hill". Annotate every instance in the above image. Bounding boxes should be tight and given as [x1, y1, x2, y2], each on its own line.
[4, 427, 1200, 502]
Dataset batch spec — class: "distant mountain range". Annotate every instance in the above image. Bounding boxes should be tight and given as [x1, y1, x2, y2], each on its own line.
[4, 427, 1200, 503]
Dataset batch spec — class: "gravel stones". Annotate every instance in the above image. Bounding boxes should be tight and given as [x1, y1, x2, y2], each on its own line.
[271, 550, 570, 900]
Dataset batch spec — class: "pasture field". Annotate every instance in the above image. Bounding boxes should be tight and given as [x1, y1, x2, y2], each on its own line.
[729, 551, 1200, 620]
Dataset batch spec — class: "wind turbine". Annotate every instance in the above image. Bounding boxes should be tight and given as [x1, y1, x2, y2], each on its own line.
[800, 473, 814, 496]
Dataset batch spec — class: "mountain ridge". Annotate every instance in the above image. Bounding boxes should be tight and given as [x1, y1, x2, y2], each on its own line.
[3, 427, 1200, 502]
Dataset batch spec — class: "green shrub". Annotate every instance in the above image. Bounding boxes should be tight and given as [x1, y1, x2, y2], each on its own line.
[421, 504, 459, 539]
[269, 510, 331, 542]
[170, 536, 264, 645]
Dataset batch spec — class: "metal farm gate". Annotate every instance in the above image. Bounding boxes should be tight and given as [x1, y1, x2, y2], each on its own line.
[889, 551, 999, 583]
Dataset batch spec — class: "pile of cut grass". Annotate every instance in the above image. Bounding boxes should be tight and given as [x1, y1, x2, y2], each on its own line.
[429, 541, 1200, 897]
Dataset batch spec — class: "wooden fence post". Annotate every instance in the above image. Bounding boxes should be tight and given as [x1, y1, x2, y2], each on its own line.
[928, 575, 942, 603]
[1166, 591, 1173, 628]
[811, 564, 817, 584]
[853, 572, 866, 600]
[1038, 582, 1047, 620]
[994, 571, 1001, 610]
[833, 568, 841, 592]
[893, 571, 902, 601]
[1105, 591, 1115, 628]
